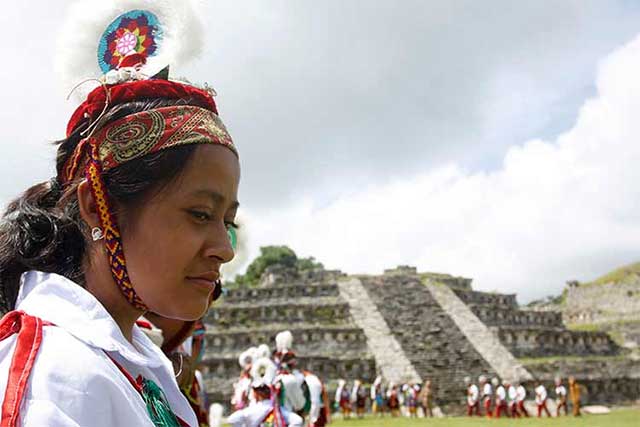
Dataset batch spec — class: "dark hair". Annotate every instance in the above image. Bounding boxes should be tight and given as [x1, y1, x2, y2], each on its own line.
[0, 97, 210, 313]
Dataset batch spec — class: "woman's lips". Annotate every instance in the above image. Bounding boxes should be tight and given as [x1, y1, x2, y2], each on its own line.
[186, 277, 217, 292]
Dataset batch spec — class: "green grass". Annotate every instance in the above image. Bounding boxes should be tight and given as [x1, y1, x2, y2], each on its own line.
[585, 261, 640, 286]
[330, 408, 639, 427]
[517, 354, 627, 365]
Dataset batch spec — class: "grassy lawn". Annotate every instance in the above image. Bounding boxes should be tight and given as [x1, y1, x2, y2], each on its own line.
[330, 408, 639, 427]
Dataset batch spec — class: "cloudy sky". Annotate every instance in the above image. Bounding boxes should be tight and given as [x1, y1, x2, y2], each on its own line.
[2, 1, 640, 302]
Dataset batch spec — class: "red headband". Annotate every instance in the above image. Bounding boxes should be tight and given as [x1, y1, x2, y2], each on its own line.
[66, 79, 218, 137]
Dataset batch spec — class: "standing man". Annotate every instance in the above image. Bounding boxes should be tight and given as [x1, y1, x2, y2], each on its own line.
[465, 377, 480, 416]
[516, 381, 529, 417]
[535, 381, 551, 418]
[507, 380, 519, 418]
[480, 375, 493, 418]
[493, 378, 508, 418]
[420, 381, 434, 417]
[569, 376, 582, 417]
[555, 377, 568, 416]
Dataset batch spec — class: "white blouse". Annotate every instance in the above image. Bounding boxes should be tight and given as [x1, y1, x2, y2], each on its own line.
[0, 271, 198, 426]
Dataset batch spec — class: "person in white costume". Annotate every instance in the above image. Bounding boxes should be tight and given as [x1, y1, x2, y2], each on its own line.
[0, 1, 240, 425]
[535, 381, 551, 417]
[227, 357, 303, 427]
[555, 377, 568, 416]
[479, 375, 492, 417]
[515, 381, 529, 417]
[232, 347, 259, 410]
[493, 378, 507, 418]
[506, 380, 519, 417]
[465, 377, 480, 416]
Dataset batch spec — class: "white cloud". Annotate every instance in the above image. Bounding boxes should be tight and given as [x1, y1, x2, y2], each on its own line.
[246, 33, 640, 302]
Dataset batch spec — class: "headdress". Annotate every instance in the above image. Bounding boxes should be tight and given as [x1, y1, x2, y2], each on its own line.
[250, 357, 277, 389]
[57, 0, 237, 311]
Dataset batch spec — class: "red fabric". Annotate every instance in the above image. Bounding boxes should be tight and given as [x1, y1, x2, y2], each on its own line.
[467, 401, 480, 416]
[537, 400, 551, 417]
[483, 397, 492, 417]
[0, 311, 50, 427]
[67, 80, 218, 136]
[517, 400, 529, 417]
[509, 401, 520, 417]
[91, 105, 234, 172]
[135, 320, 153, 330]
[494, 400, 508, 418]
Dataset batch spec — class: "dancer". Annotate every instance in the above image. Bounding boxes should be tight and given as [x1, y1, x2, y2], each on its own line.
[535, 381, 551, 417]
[516, 381, 529, 417]
[555, 377, 568, 416]
[480, 376, 493, 418]
[420, 381, 434, 418]
[506, 380, 519, 418]
[335, 379, 351, 420]
[227, 357, 303, 427]
[0, 1, 239, 425]
[465, 377, 480, 416]
[371, 376, 385, 417]
[493, 378, 508, 418]
[569, 376, 582, 417]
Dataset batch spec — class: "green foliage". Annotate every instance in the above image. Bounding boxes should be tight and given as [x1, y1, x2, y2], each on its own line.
[230, 246, 323, 288]
[327, 409, 639, 426]
[297, 256, 324, 271]
[586, 261, 640, 286]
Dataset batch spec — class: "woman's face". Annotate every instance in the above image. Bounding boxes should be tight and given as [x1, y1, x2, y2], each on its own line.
[121, 144, 240, 320]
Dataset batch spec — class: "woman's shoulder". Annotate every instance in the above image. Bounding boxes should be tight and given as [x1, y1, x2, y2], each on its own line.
[0, 323, 152, 426]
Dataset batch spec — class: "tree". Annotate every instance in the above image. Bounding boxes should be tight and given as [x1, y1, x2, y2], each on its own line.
[234, 246, 298, 287]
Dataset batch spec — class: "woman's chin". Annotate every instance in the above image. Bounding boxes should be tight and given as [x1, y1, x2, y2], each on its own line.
[151, 299, 209, 321]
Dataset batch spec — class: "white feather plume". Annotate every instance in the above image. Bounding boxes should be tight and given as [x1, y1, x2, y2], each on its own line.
[256, 344, 271, 359]
[56, 0, 204, 99]
[250, 357, 277, 387]
[238, 347, 257, 369]
[275, 330, 293, 353]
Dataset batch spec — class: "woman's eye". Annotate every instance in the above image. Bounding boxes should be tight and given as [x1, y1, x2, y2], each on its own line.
[189, 210, 212, 221]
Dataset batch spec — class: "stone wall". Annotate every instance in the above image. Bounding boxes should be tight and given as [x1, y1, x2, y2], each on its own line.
[469, 305, 563, 328]
[496, 327, 619, 357]
[203, 325, 369, 358]
[206, 298, 351, 327]
[453, 288, 518, 308]
[202, 270, 376, 408]
[565, 279, 640, 324]
[524, 358, 640, 404]
[223, 282, 339, 303]
[358, 273, 497, 412]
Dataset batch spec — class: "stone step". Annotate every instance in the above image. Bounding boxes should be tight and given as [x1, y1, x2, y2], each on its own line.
[206, 297, 352, 327]
[496, 326, 619, 357]
[203, 323, 369, 358]
[424, 280, 532, 383]
[222, 282, 340, 303]
[467, 304, 564, 328]
[452, 288, 518, 308]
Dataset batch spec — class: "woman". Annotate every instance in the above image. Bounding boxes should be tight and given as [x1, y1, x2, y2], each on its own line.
[0, 6, 239, 426]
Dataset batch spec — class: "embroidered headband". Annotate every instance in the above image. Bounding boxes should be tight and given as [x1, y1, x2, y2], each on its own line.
[63, 104, 236, 183]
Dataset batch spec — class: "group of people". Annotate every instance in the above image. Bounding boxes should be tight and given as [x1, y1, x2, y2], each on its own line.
[466, 375, 582, 418]
[228, 331, 330, 427]
[334, 377, 435, 419]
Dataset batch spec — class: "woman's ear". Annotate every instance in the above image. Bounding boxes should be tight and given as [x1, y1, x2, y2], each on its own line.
[76, 179, 100, 229]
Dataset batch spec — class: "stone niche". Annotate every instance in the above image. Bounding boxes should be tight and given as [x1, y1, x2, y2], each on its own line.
[498, 327, 619, 357]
